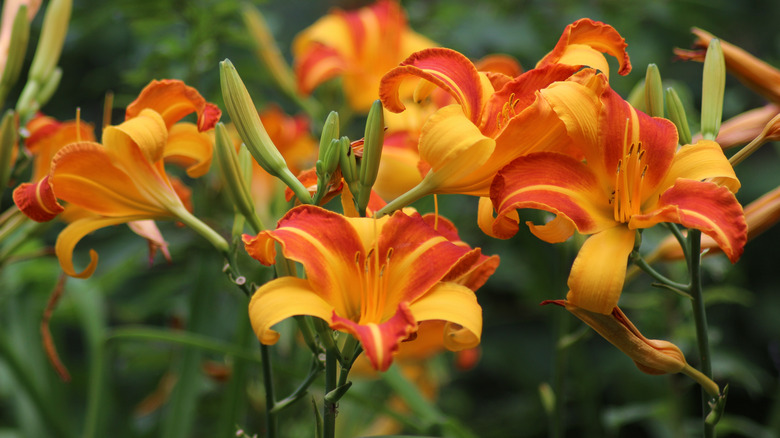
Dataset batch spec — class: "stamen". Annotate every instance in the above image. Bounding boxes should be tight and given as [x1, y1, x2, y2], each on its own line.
[75, 108, 82, 142]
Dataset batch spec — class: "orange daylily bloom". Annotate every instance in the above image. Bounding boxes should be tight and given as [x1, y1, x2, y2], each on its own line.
[293, 0, 436, 112]
[24, 113, 95, 183]
[488, 84, 746, 314]
[243, 205, 492, 371]
[13, 80, 220, 278]
[376, 19, 631, 213]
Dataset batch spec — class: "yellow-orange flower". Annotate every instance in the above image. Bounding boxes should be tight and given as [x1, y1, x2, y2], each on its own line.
[13, 80, 220, 277]
[243, 205, 495, 371]
[293, 0, 435, 112]
[488, 84, 746, 314]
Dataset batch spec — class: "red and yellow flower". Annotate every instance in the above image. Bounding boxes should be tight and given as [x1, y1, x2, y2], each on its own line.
[488, 84, 747, 314]
[243, 205, 495, 371]
[13, 80, 220, 277]
[376, 19, 631, 213]
[293, 0, 435, 112]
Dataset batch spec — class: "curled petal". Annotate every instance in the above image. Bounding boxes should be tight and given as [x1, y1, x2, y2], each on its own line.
[125, 79, 221, 131]
[566, 226, 636, 314]
[475, 53, 523, 78]
[248, 277, 333, 344]
[13, 176, 64, 222]
[629, 179, 746, 263]
[242, 232, 277, 266]
[163, 123, 214, 178]
[536, 18, 631, 78]
[331, 303, 417, 371]
[477, 196, 519, 239]
[294, 43, 347, 95]
[407, 282, 482, 351]
[650, 140, 739, 199]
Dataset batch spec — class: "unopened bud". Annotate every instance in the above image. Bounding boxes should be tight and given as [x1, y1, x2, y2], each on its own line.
[214, 122, 264, 232]
[318, 111, 339, 162]
[242, 4, 297, 97]
[28, 0, 71, 84]
[701, 39, 725, 141]
[0, 110, 17, 190]
[35, 66, 62, 110]
[339, 137, 358, 187]
[665, 87, 692, 145]
[0, 5, 31, 106]
[357, 99, 384, 215]
[644, 64, 664, 118]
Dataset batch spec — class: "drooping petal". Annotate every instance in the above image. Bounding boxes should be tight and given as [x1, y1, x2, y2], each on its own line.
[629, 179, 746, 263]
[127, 220, 172, 264]
[536, 18, 631, 79]
[380, 48, 489, 124]
[163, 123, 214, 178]
[125, 79, 221, 131]
[13, 175, 64, 222]
[248, 276, 334, 344]
[477, 196, 519, 239]
[406, 282, 482, 351]
[331, 302, 417, 371]
[565, 225, 636, 314]
[490, 152, 614, 240]
[56, 215, 152, 278]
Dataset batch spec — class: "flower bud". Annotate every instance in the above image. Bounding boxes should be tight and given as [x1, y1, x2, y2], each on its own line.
[357, 99, 384, 214]
[644, 64, 664, 118]
[318, 111, 339, 163]
[28, 0, 71, 84]
[242, 4, 297, 97]
[214, 122, 264, 232]
[339, 137, 358, 192]
[35, 66, 62, 110]
[220, 58, 312, 204]
[0, 110, 17, 190]
[0, 4, 31, 106]
[701, 39, 725, 141]
[665, 87, 692, 145]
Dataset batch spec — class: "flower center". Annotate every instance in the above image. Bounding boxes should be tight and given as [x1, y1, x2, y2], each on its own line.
[495, 93, 521, 130]
[611, 120, 648, 223]
[354, 246, 394, 324]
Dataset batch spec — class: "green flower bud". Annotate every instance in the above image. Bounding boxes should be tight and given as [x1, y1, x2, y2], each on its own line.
[28, 0, 71, 84]
[701, 39, 725, 141]
[644, 64, 664, 118]
[35, 66, 62, 109]
[357, 100, 384, 215]
[318, 111, 339, 162]
[220, 58, 312, 204]
[242, 4, 297, 97]
[0, 5, 31, 106]
[665, 87, 692, 146]
[0, 110, 17, 191]
[214, 122, 264, 233]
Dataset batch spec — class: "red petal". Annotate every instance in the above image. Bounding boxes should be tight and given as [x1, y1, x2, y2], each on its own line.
[13, 176, 64, 222]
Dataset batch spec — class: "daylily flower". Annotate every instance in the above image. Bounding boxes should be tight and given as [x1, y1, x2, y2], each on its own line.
[543, 300, 719, 396]
[376, 19, 631, 214]
[293, 0, 436, 112]
[243, 205, 491, 371]
[13, 80, 221, 278]
[488, 84, 747, 314]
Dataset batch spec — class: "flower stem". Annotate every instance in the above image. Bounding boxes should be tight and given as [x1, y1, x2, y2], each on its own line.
[173, 207, 230, 255]
[688, 230, 716, 437]
[260, 343, 278, 437]
[323, 348, 338, 438]
[374, 177, 435, 218]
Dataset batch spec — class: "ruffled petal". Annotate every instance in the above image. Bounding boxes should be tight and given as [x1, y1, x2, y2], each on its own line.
[629, 179, 746, 263]
[649, 140, 739, 202]
[566, 225, 636, 314]
[248, 276, 333, 344]
[380, 48, 487, 124]
[56, 215, 152, 278]
[331, 302, 417, 371]
[125, 79, 221, 131]
[536, 18, 631, 79]
[490, 152, 614, 240]
[477, 196, 519, 239]
[163, 123, 214, 178]
[407, 282, 482, 351]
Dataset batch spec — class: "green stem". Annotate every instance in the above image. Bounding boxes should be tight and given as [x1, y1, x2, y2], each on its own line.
[323, 348, 338, 438]
[173, 207, 230, 255]
[271, 359, 324, 413]
[688, 230, 716, 437]
[374, 177, 435, 218]
[631, 252, 691, 293]
[260, 344, 278, 437]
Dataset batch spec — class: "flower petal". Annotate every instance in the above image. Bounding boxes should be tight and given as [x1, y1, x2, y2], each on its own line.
[248, 276, 333, 344]
[477, 196, 519, 239]
[125, 79, 221, 131]
[294, 42, 348, 96]
[650, 140, 739, 200]
[566, 225, 636, 314]
[490, 152, 614, 240]
[536, 18, 631, 79]
[380, 48, 488, 124]
[629, 179, 746, 263]
[163, 123, 214, 178]
[331, 302, 417, 371]
[407, 282, 482, 351]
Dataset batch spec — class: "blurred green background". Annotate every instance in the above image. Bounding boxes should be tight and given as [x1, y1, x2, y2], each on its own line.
[2, 0, 779, 437]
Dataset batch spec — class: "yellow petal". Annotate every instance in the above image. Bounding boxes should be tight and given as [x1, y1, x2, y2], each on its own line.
[566, 226, 636, 314]
[164, 123, 214, 178]
[407, 282, 482, 351]
[248, 276, 333, 344]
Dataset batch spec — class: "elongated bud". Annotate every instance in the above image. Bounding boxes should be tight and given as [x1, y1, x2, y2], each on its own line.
[214, 122, 264, 232]
[242, 4, 297, 97]
[0, 110, 17, 190]
[701, 39, 725, 141]
[35, 66, 62, 109]
[318, 111, 339, 162]
[313, 136, 343, 204]
[0, 5, 31, 106]
[28, 0, 71, 84]
[665, 87, 692, 145]
[220, 58, 312, 204]
[339, 137, 358, 188]
[357, 100, 384, 214]
[644, 64, 664, 118]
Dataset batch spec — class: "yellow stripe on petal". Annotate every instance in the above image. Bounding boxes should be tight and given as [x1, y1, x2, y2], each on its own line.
[566, 225, 636, 314]
[164, 123, 214, 178]
[407, 282, 482, 351]
[248, 276, 333, 345]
